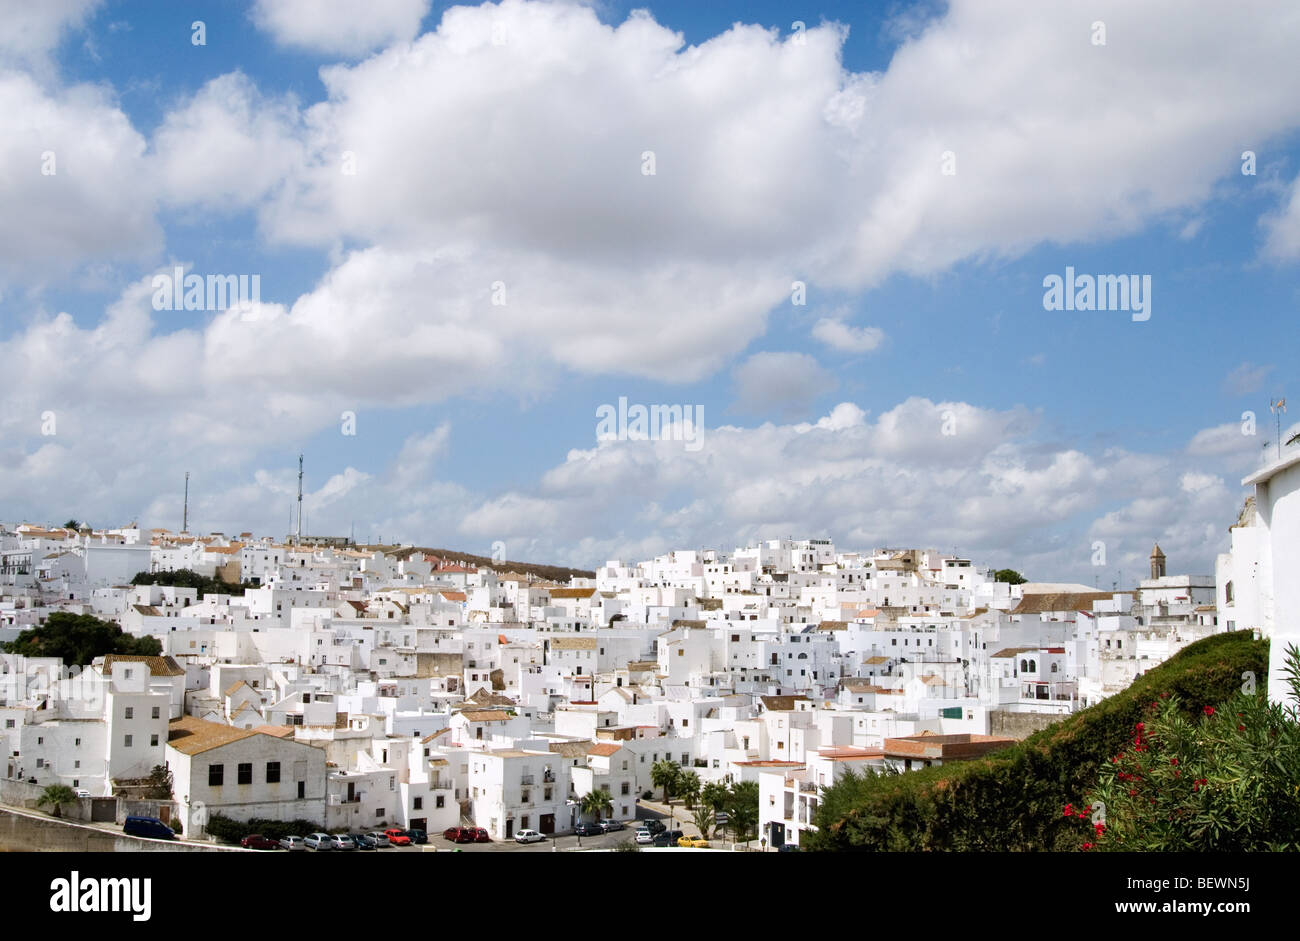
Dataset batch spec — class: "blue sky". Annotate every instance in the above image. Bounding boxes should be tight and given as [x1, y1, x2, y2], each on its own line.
[2, 0, 1298, 582]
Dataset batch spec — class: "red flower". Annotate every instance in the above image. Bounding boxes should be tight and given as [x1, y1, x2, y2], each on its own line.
[1063, 804, 1073, 817]
[1082, 842, 1094, 850]
[1094, 822, 1106, 835]
[1170, 758, 1178, 766]
[1238, 725, 1246, 732]
[1135, 722, 1145, 732]
[1203, 706, 1215, 716]
[1129, 789, 1138, 797]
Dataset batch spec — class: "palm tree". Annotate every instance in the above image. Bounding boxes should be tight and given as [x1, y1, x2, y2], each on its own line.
[691, 805, 714, 840]
[580, 788, 613, 823]
[678, 770, 701, 809]
[38, 784, 76, 818]
[700, 780, 729, 813]
[726, 780, 760, 845]
[650, 759, 680, 805]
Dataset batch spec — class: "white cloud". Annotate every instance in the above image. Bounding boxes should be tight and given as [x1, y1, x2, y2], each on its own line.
[250, 0, 431, 57]
[731, 352, 836, 418]
[0, 0, 101, 72]
[1262, 172, 1300, 260]
[0, 72, 159, 289]
[1223, 361, 1274, 397]
[812, 318, 885, 353]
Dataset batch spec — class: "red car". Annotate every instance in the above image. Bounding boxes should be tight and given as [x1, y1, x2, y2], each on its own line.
[443, 827, 461, 841]
[384, 827, 412, 846]
[240, 834, 280, 850]
[473, 828, 491, 843]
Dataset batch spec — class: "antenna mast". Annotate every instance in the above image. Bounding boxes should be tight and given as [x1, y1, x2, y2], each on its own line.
[182, 471, 190, 533]
[296, 454, 304, 545]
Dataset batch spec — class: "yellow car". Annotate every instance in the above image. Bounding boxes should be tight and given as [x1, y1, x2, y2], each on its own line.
[676, 836, 709, 848]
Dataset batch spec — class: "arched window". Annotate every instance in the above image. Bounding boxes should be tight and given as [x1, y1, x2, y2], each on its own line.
[1019, 659, 1028, 672]
[1028, 659, 1037, 673]
[1050, 662, 1058, 673]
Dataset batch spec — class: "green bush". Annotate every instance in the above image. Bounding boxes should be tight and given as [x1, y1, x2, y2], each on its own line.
[805, 632, 1268, 851]
[206, 813, 324, 844]
[1063, 643, 1300, 851]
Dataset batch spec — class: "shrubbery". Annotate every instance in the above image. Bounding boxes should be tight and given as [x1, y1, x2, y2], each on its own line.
[205, 813, 325, 844]
[1062, 643, 1300, 851]
[805, 632, 1268, 851]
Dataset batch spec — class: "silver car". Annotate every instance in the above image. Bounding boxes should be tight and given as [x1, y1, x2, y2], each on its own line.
[280, 835, 307, 852]
[329, 834, 356, 851]
[305, 832, 334, 850]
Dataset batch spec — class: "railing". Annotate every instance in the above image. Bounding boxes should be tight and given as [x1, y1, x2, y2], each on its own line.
[520, 775, 535, 786]
[799, 782, 818, 794]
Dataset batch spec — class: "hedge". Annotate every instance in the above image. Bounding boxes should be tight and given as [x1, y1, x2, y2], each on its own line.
[805, 631, 1268, 851]
[205, 813, 328, 844]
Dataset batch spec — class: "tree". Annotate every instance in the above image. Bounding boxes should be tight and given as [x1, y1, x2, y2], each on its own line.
[63, 519, 81, 530]
[700, 780, 729, 813]
[144, 764, 173, 800]
[726, 780, 760, 844]
[38, 785, 77, 818]
[994, 569, 1027, 585]
[131, 569, 249, 598]
[1, 612, 161, 666]
[579, 788, 613, 822]
[691, 805, 715, 840]
[651, 759, 680, 805]
[677, 770, 701, 809]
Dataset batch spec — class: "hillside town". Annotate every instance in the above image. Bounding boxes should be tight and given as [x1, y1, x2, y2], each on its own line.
[0, 443, 1294, 851]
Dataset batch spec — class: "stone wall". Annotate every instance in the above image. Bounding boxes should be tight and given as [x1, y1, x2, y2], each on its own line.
[0, 806, 240, 852]
[988, 709, 1064, 740]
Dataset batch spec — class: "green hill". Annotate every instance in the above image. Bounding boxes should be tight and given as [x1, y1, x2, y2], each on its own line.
[805, 631, 1269, 851]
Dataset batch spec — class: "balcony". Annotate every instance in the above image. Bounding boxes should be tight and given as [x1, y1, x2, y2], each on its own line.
[520, 775, 535, 786]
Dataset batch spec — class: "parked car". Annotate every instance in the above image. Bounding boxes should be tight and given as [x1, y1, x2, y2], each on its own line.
[404, 829, 428, 844]
[329, 834, 356, 851]
[366, 831, 392, 848]
[574, 822, 602, 837]
[514, 828, 546, 844]
[644, 819, 666, 834]
[442, 827, 462, 841]
[634, 828, 654, 845]
[473, 827, 491, 843]
[384, 828, 412, 846]
[599, 820, 625, 832]
[122, 816, 175, 840]
[279, 835, 307, 852]
[448, 827, 476, 844]
[677, 836, 709, 849]
[73, 788, 91, 798]
[350, 833, 377, 850]
[304, 832, 334, 850]
[240, 834, 280, 850]
[777, 843, 801, 853]
[652, 830, 683, 847]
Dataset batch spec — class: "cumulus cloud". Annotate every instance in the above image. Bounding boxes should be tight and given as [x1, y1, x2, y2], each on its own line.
[0, 0, 101, 72]
[1262, 172, 1300, 260]
[811, 318, 885, 353]
[250, 0, 431, 57]
[730, 352, 837, 419]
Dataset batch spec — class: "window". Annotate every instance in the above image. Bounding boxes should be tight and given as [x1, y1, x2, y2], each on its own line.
[238, 763, 253, 785]
[150, 734, 159, 747]
[298, 781, 305, 799]
[74, 760, 80, 769]
[621, 782, 629, 795]
[436, 795, 445, 809]
[267, 761, 281, 783]
[4, 720, 13, 729]
[124, 669, 133, 679]
[414, 797, 423, 810]
[124, 735, 133, 747]
[152, 706, 160, 719]
[124, 707, 134, 719]
[209, 764, 224, 786]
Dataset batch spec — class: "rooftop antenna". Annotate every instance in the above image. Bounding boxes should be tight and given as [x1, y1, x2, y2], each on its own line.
[182, 471, 190, 533]
[1271, 398, 1287, 461]
[296, 454, 304, 546]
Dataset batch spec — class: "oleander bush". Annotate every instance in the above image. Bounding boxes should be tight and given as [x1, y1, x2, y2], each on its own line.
[1062, 643, 1300, 852]
[805, 632, 1268, 851]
